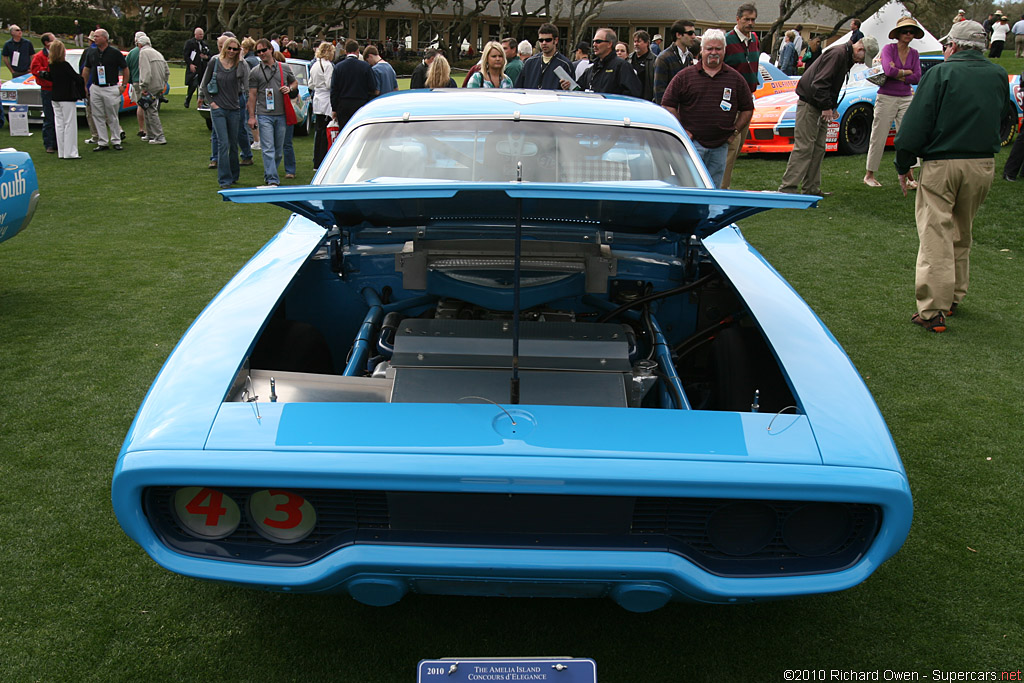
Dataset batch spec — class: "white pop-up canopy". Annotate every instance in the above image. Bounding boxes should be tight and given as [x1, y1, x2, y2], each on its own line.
[826, 1, 944, 55]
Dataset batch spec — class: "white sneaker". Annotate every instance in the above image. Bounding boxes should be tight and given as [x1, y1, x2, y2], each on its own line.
[251, 141, 261, 150]
[149, 139, 167, 145]
[84, 137, 97, 145]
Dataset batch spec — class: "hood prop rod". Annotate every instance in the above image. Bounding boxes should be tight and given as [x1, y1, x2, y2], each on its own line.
[510, 161, 524, 405]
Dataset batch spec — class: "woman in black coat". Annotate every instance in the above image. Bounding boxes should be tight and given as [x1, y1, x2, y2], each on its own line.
[39, 41, 84, 159]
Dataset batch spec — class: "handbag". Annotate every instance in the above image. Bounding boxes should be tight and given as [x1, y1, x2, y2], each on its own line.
[291, 91, 306, 125]
[207, 58, 219, 95]
[280, 63, 299, 126]
[73, 68, 87, 100]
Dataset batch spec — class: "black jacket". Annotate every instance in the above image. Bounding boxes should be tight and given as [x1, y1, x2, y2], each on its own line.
[796, 42, 854, 110]
[515, 52, 574, 90]
[628, 49, 656, 101]
[410, 60, 429, 89]
[41, 61, 84, 102]
[580, 54, 642, 97]
[182, 37, 210, 83]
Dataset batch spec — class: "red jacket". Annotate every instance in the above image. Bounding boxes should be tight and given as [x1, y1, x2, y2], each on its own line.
[30, 49, 52, 91]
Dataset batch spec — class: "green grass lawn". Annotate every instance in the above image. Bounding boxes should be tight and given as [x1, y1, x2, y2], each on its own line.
[1, 63, 1022, 680]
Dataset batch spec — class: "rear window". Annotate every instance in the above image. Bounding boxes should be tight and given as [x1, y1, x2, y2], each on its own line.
[318, 119, 701, 186]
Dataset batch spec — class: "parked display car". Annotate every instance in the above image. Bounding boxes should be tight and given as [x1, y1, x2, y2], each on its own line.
[112, 90, 913, 611]
[753, 57, 799, 99]
[0, 149, 40, 244]
[743, 54, 1023, 154]
[198, 58, 313, 135]
[0, 48, 162, 123]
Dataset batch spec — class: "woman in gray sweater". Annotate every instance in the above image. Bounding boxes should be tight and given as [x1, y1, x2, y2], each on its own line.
[200, 36, 250, 189]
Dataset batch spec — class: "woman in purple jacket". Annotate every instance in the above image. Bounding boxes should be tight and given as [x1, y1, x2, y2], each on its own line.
[864, 17, 923, 188]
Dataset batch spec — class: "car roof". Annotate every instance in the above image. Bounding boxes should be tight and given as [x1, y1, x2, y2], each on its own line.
[347, 89, 681, 131]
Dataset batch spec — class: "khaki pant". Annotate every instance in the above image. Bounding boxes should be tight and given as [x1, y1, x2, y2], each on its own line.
[865, 93, 912, 174]
[143, 97, 165, 143]
[914, 158, 994, 319]
[721, 118, 750, 189]
[778, 100, 829, 194]
[1016, 34, 1024, 58]
[89, 85, 123, 146]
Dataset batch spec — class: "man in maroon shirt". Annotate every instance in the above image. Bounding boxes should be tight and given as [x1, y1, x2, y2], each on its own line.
[662, 29, 753, 187]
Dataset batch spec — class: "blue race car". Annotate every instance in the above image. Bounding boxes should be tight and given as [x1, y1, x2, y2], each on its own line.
[0, 149, 40, 244]
[746, 54, 1023, 154]
[112, 90, 912, 611]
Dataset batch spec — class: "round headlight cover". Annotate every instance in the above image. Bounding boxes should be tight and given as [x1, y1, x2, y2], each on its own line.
[173, 487, 241, 539]
[249, 489, 317, 543]
[706, 501, 777, 556]
[783, 503, 853, 557]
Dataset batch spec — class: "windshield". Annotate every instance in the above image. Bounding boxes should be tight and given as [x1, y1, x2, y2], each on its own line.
[318, 119, 702, 186]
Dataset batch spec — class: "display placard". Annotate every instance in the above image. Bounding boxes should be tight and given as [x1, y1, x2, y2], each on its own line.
[418, 658, 596, 683]
[7, 105, 31, 137]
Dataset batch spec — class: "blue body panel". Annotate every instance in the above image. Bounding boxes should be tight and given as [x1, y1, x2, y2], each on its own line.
[0, 150, 40, 244]
[112, 91, 911, 607]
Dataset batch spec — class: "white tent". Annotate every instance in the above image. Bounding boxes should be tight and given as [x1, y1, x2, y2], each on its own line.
[826, 1, 944, 55]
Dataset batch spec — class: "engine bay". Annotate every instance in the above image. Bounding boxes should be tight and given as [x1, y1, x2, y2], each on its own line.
[231, 234, 796, 414]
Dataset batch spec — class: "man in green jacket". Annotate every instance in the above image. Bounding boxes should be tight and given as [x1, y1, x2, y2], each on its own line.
[895, 20, 1014, 333]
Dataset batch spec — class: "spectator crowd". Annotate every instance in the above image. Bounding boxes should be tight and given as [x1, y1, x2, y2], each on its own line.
[3, 7, 1017, 333]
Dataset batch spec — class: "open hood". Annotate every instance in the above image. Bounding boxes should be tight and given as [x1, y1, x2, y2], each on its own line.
[221, 182, 817, 238]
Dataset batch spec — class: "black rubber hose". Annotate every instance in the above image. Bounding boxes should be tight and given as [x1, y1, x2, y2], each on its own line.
[672, 314, 739, 356]
[596, 271, 719, 324]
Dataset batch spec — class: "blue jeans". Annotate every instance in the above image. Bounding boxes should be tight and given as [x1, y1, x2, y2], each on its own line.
[238, 93, 252, 160]
[284, 122, 295, 175]
[692, 138, 728, 188]
[258, 114, 287, 185]
[210, 106, 241, 187]
[41, 90, 57, 150]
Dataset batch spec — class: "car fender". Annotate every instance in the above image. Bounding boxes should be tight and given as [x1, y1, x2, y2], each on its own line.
[703, 226, 905, 474]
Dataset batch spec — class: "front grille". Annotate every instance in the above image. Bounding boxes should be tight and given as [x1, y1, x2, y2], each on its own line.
[6, 91, 42, 107]
[145, 487, 881, 577]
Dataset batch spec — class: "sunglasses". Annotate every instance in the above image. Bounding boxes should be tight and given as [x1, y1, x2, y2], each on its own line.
[592, 38, 609, 44]
[683, 30, 696, 35]
[537, 37, 554, 43]
[255, 47, 269, 54]
[898, 28, 916, 35]
[226, 46, 240, 51]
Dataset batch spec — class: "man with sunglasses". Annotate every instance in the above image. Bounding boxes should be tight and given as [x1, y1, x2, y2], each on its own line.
[574, 28, 641, 96]
[653, 19, 698, 105]
[248, 38, 297, 187]
[514, 23, 573, 90]
[2, 26, 35, 80]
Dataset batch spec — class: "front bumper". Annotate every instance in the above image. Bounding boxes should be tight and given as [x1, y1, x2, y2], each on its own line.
[113, 447, 913, 610]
